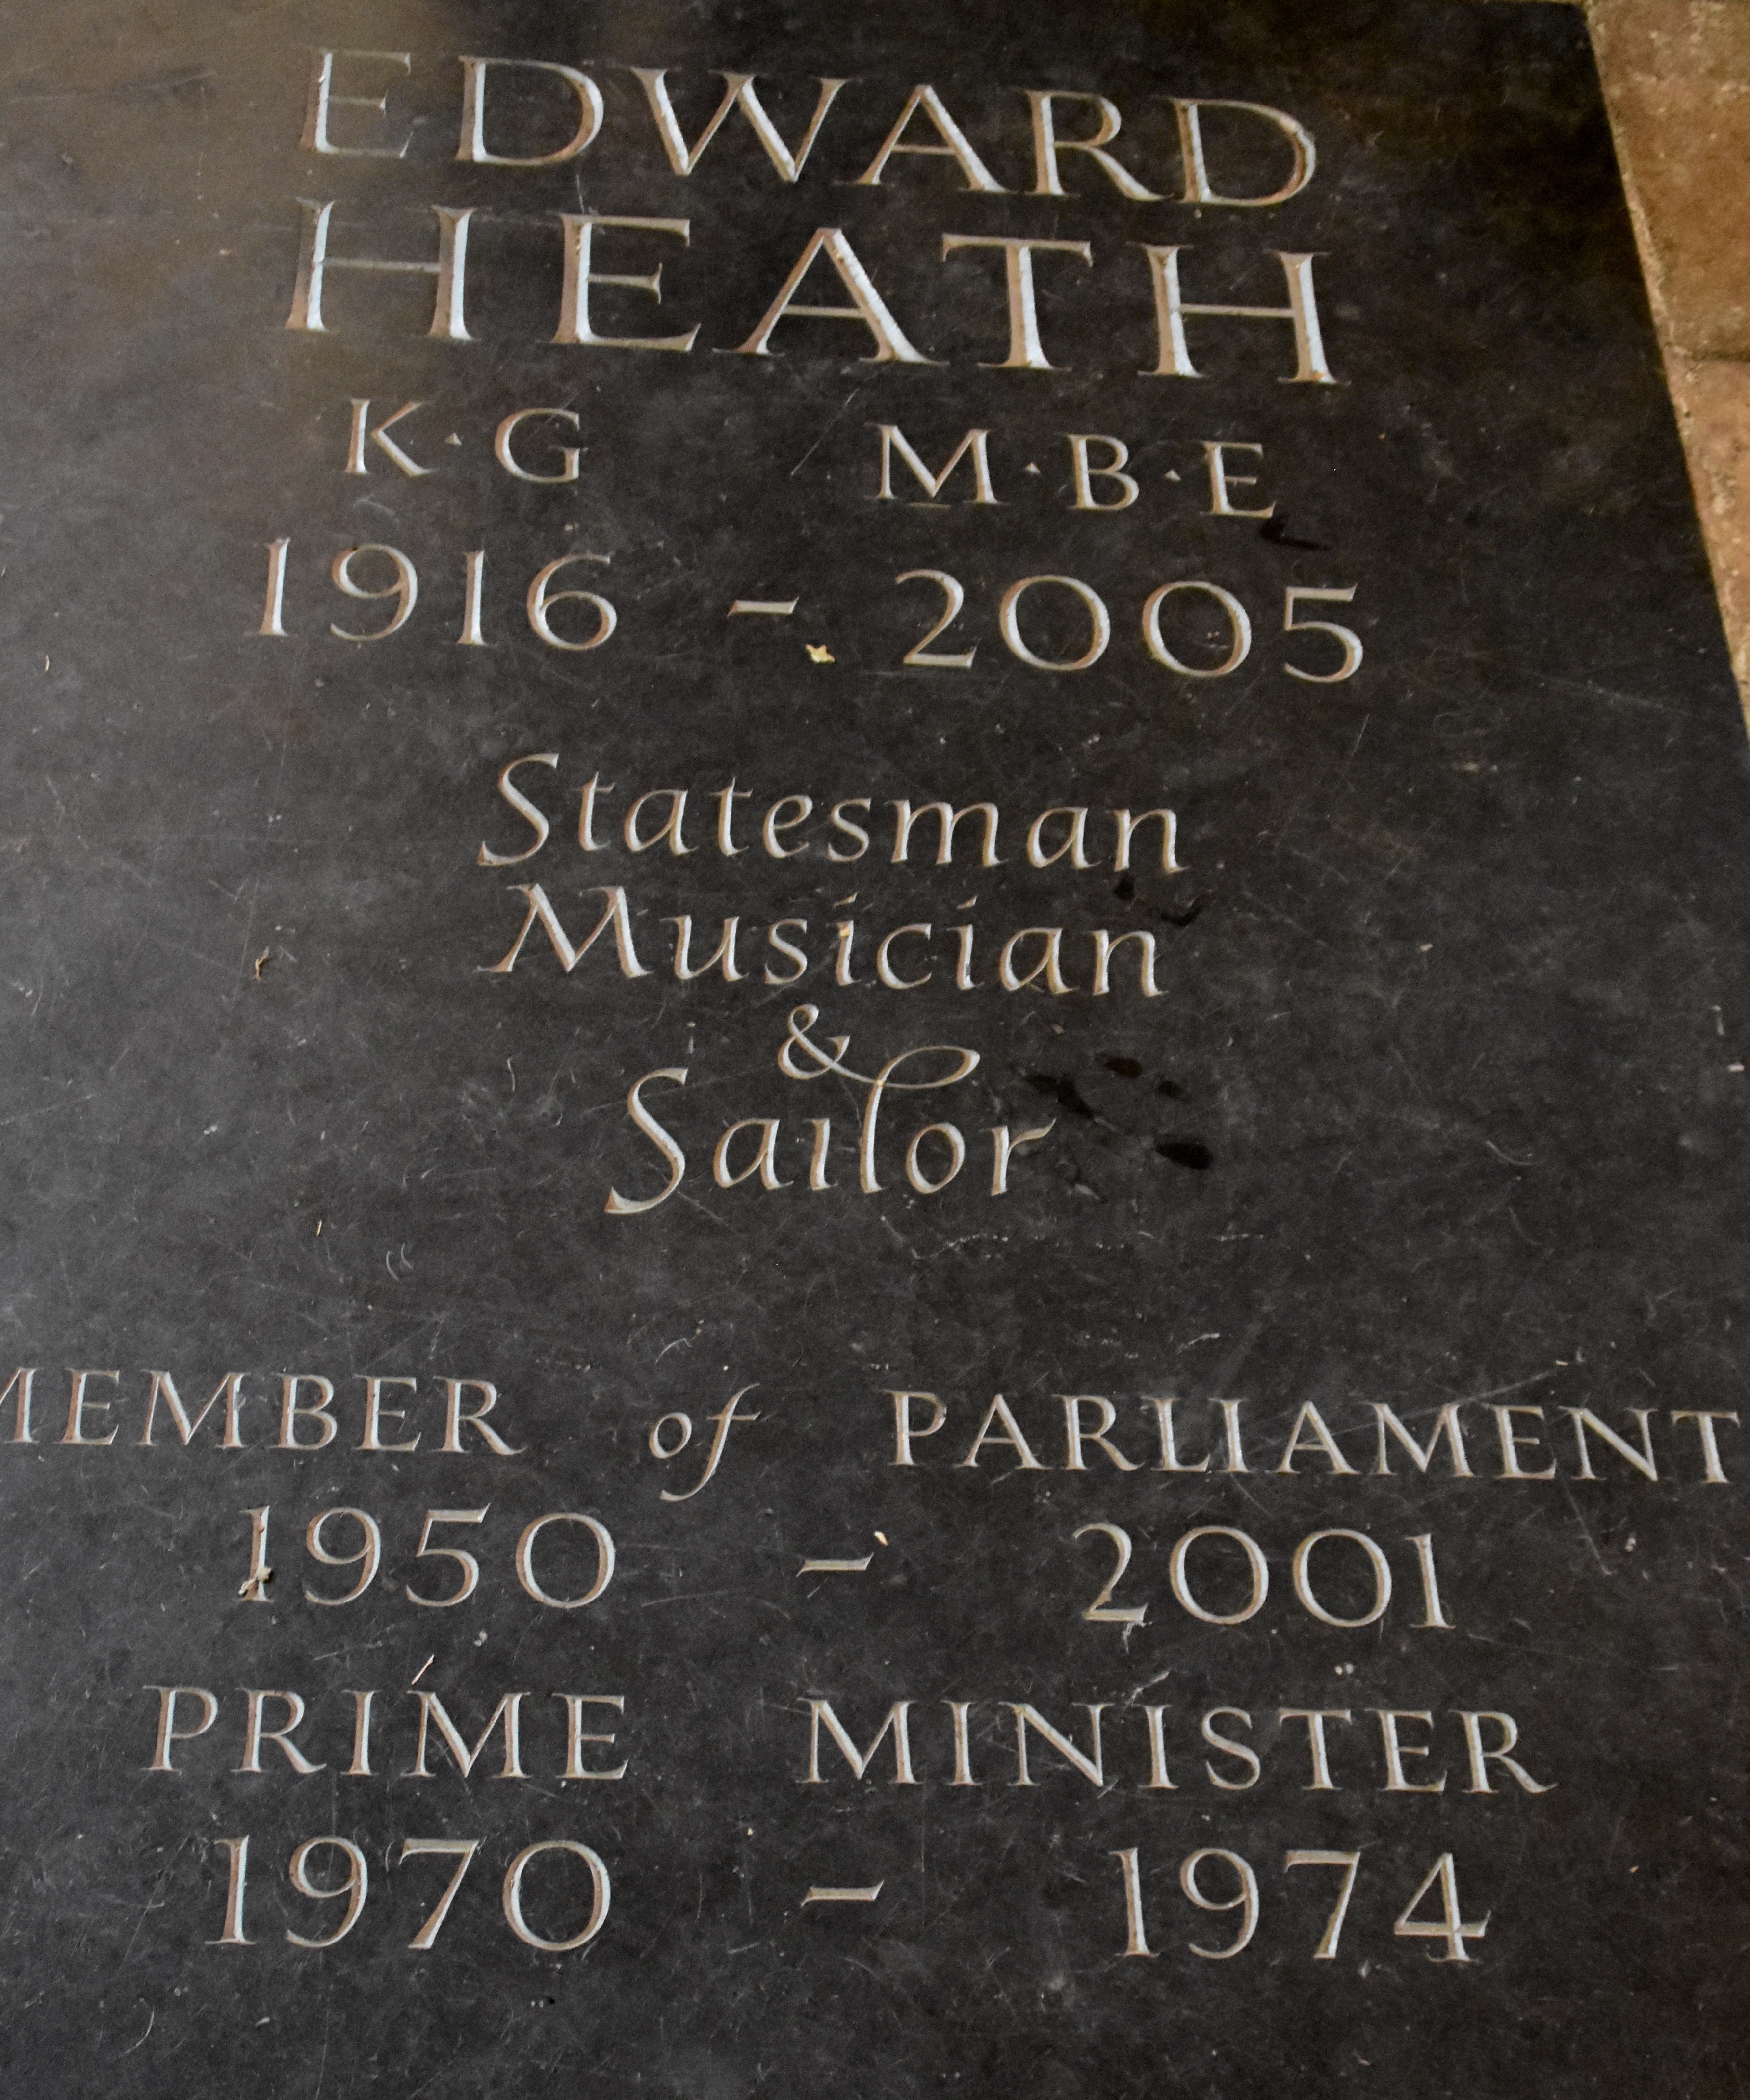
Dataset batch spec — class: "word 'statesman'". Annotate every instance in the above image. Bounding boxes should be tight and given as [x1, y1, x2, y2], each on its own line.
[478, 766, 1185, 875]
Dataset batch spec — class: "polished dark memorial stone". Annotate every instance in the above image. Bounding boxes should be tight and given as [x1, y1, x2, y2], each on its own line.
[0, 1, 1745, 2091]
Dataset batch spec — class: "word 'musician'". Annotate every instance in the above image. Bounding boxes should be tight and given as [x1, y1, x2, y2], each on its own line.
[488, 888, 1181, 1000]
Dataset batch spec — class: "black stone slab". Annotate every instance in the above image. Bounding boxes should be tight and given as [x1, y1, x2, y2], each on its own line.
[0, 1, 1745, 2092]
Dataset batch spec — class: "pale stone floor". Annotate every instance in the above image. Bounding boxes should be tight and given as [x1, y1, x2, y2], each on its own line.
[1532, 0, 1750, 711]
